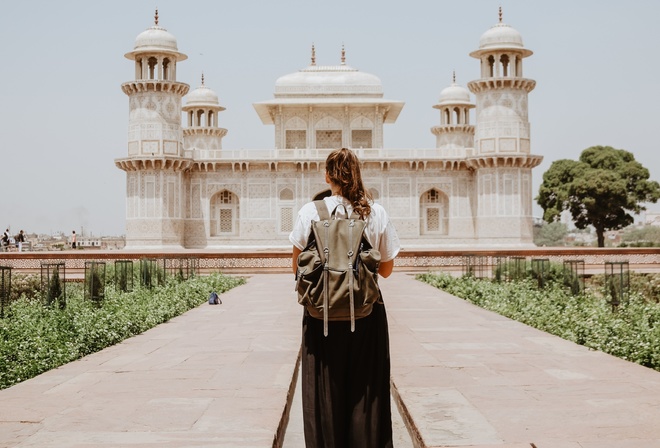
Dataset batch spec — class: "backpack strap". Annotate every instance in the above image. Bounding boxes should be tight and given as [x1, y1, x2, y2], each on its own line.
[330, 202, 362, 221]
[313, 200, 330, 221]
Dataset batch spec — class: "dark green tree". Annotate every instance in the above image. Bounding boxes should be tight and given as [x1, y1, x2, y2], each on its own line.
[47, 267, 64, 308]
[537, 146, 660, 247]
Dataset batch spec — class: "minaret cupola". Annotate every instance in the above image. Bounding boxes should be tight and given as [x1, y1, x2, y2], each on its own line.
[124, 9, 188, 81]
[183, 74, 228, 154]
[431, 72, 475, 154]
[469, 7, 532, 79]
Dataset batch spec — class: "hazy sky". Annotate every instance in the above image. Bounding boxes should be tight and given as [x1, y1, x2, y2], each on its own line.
[1, 0, 658, 236]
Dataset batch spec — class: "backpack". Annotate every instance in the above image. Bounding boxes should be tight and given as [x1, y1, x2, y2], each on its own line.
[295, 200, 381, 336]
[208, 291, 221, 305]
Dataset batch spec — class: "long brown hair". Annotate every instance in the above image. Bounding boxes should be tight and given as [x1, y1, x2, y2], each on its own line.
[325, 148, 372, 218]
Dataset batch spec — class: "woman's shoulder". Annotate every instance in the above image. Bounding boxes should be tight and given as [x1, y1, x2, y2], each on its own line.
[369, 202, 389, 217]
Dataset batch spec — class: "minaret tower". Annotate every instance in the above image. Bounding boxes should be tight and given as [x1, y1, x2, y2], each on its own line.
[115, 11, 190, 248]
[467, 8, 542, 245]
[431, 72, 475, 156]
[182, 75, 228, 246]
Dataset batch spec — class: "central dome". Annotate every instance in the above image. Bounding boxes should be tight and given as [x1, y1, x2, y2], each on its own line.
[274, 65, 383, 97]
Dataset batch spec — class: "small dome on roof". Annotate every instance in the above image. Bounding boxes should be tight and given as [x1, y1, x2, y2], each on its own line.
[134, 26, 178, 53]
[125, 11, 187, 60]
[438, 82, 472, 106]
[186, 85, 219, 106]
[479, 22, 525, 51]
[184, 75, 225, 111]
[470, 9, 532, 58]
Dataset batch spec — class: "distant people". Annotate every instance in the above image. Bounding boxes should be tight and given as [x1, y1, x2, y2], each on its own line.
[71, 230, 77, 249]
[1, 229, 9, 248]
[16, 230, 25, 252]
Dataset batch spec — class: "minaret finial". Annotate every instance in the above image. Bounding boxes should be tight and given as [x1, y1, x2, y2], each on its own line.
[452, 70, 456, 84]
[311, 44, 316, 66]
[341, 44, 346, 65]
[201, 72, 205, 86]
[155, 9, 159, 26]
[498, 6, 502, 23]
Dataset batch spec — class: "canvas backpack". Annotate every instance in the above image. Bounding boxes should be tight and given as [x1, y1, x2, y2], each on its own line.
[208, 291, 221, 305]
[295, 200, 382, 336]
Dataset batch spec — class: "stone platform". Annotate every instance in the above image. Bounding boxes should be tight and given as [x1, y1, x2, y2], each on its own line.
[1, 273, 660, 447]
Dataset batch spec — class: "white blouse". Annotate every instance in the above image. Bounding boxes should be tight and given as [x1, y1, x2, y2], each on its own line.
[289, 195, 401, 262]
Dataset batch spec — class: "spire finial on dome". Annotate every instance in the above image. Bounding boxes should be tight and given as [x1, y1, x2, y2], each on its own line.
[311, 44, 316, 66]
[201, 72, 205, 86]
[154, 8, 159, 26]
[452, 70, 456, 84]
[341, 44, 346, 65]
[498, 5, 502, 23]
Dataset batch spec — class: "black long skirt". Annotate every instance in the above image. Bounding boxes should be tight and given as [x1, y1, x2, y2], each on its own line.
[301, 301, 393, 448]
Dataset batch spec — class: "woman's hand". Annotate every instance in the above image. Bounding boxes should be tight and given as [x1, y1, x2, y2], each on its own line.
[378, 259, 394, 278]
[292, 246, 302, 274]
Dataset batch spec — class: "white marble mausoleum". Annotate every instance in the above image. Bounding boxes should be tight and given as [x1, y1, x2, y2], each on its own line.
[115, 10, 542, 249]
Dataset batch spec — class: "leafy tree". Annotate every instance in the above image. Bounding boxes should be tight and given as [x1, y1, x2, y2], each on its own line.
[537, 146, 660, 247]
[534, 221, 568, 247]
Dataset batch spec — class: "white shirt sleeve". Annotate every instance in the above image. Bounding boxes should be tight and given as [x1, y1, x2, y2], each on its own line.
[289, 201, 319, 250]
[366, 203, 400, 262]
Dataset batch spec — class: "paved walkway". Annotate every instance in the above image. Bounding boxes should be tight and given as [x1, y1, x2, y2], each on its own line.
[2, 273, 660, 447]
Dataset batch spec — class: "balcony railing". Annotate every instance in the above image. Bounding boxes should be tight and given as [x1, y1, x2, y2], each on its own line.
[184, 147, 476, 161]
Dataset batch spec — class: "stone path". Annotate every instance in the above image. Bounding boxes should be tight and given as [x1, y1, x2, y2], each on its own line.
[1, 273, 660, 447]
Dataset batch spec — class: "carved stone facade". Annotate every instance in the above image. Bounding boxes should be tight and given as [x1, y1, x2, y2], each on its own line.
[116, 11, 542, 249]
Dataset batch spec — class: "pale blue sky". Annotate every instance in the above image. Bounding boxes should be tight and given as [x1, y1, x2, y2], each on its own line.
[1, 0, 658, 236]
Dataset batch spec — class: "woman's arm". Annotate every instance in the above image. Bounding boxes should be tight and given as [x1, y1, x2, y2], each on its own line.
[292, 246, 302, 274]
[378, 259, 394, 278]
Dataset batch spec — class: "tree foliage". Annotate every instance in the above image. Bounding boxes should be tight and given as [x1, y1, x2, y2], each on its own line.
[537, 146, 660, 247]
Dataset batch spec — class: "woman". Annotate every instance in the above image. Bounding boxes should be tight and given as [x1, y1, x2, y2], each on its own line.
[289, 148, 400, 448]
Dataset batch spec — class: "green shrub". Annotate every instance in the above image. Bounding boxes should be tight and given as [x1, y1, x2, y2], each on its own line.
[417, 272, 660, 372]
[9, 274, 41, 303]
[0, 273, 245, 390]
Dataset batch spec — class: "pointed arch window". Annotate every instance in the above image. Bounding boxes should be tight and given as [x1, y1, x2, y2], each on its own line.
[487, 55, 495, 77]
[210, 190, 239, 236]
[453, 107, 461, 125]
[278, 188, 295, 233]
[500, 54, 510, 77]
[148, 57, 158, 80]
[420, 188, 449, 235]
[313, 189, 332, 201]
[162, 58, 171, 80]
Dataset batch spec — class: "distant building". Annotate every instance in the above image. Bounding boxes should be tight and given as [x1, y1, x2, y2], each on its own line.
[645, 212, 660, 226]
[116, 9, 542, 249]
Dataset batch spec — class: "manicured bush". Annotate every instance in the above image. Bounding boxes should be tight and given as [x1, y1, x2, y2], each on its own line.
[0, 273, 245, 390]
[417, 272, 660, 372]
